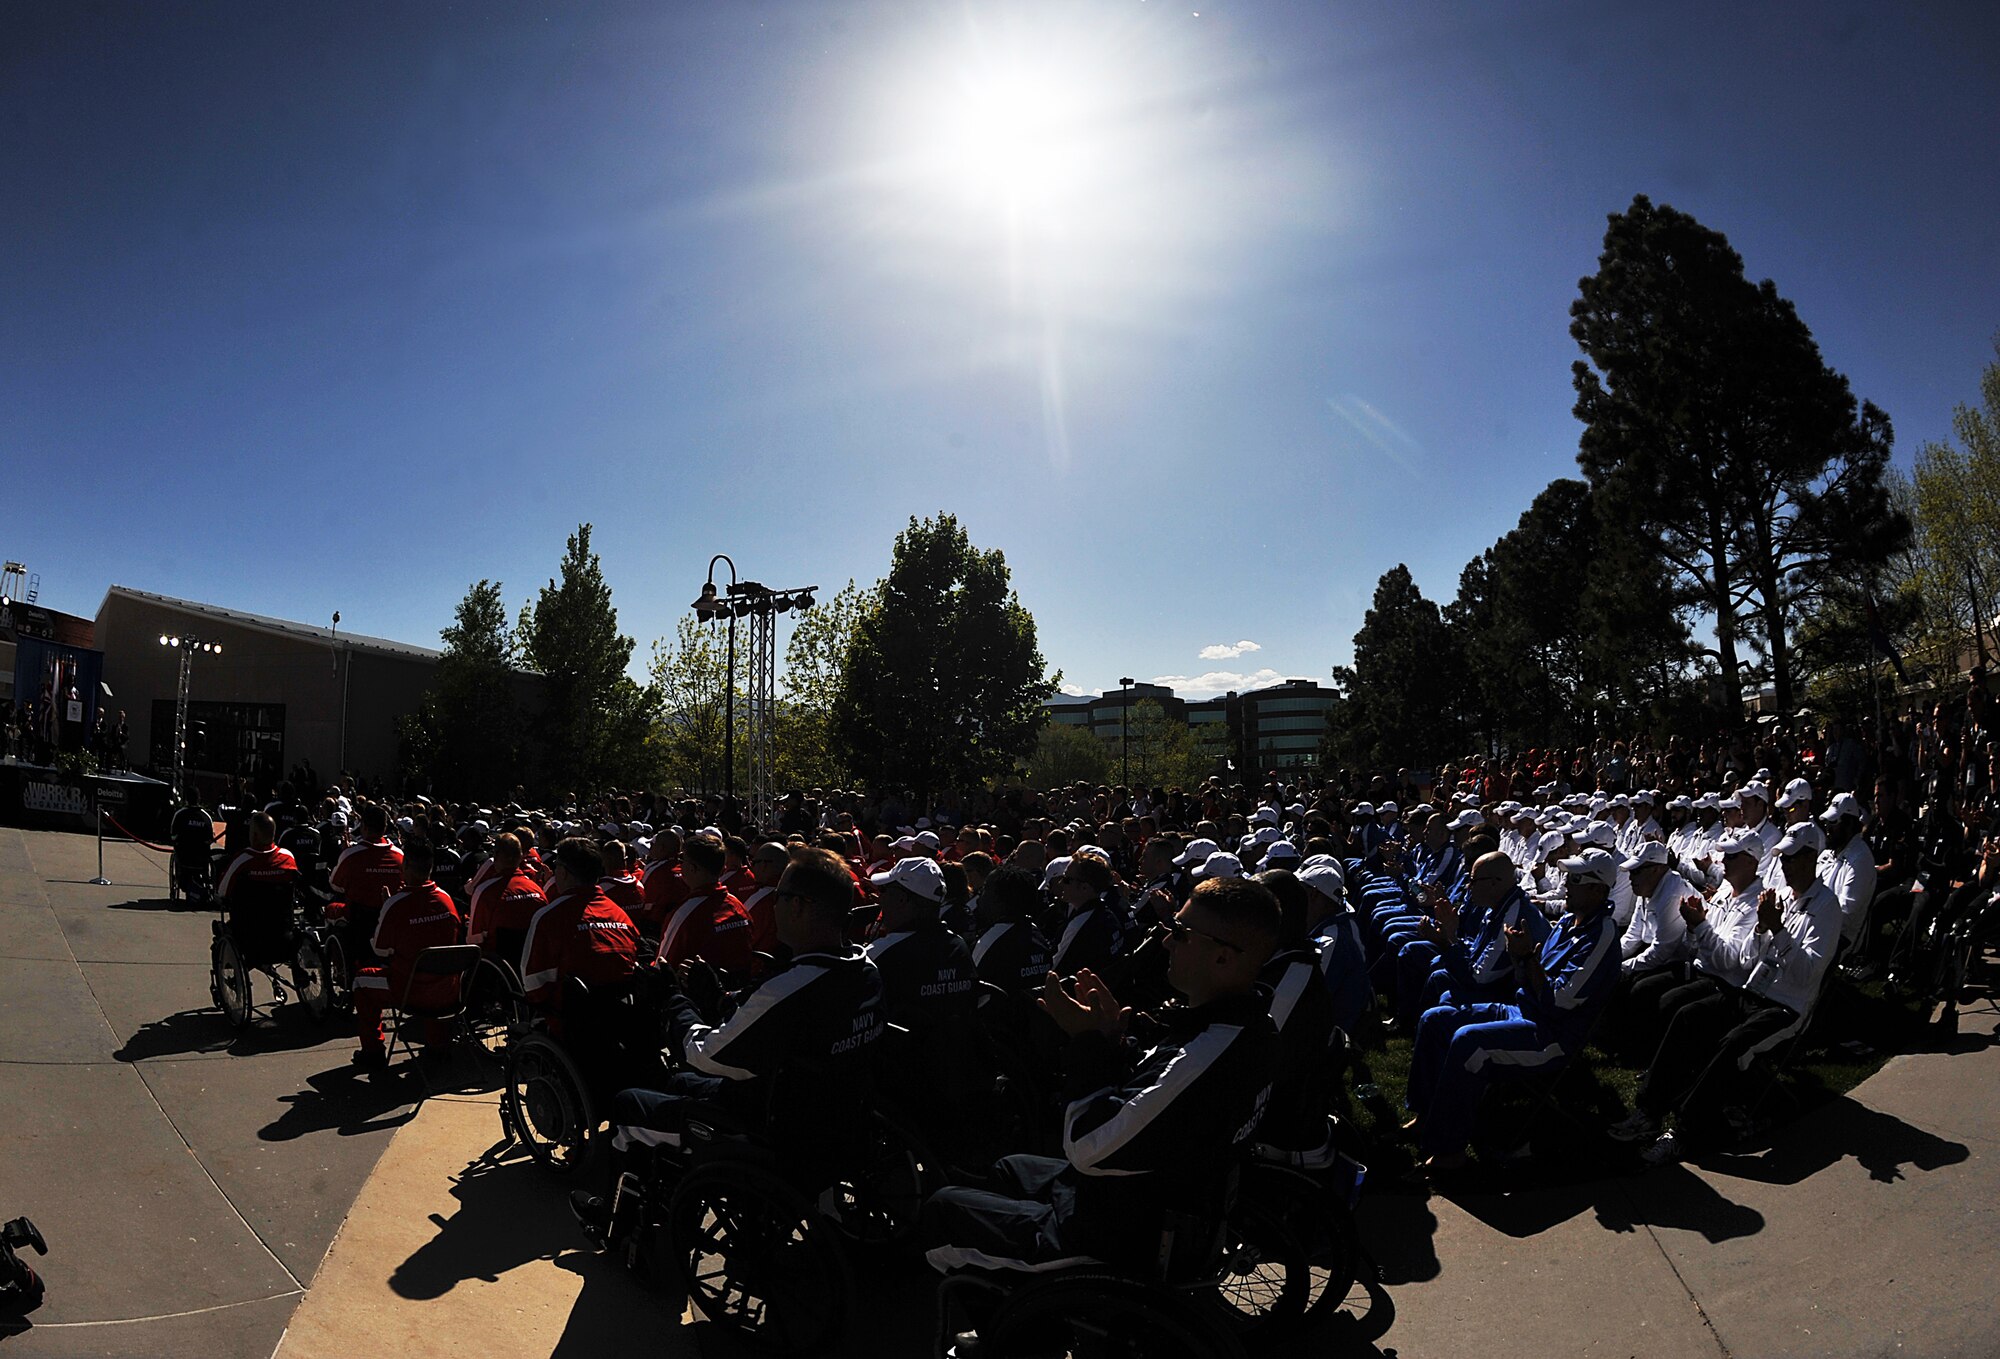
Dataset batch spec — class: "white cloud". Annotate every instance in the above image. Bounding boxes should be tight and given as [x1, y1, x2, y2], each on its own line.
[1149, 667, 1288, 698]
[1058, 683, 1099, 698]
[1198, 639, 1262, 661]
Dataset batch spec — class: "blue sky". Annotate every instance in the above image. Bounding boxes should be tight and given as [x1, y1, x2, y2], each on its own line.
[8, 1, 1997, 698]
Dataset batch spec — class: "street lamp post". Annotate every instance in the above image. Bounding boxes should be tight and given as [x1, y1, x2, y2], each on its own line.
[692, 557, 818, 826]
[1120, 677, 1135, 790]
[693, 556, 740, 807]
[157, 632, 222, 802]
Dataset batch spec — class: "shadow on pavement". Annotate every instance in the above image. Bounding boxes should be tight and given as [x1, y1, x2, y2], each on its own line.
[1594, 1163, 1766, 1243]
[258, 1064, 422, 1141]
[105, 896, 193, 913]
[1355, 1190, 1441, 1286]
[1695, 1095, 1970, 1187]
[547, 1248, 687, 1358]
[115, 1003, 343, 1062]
[389, 1147, 565, 1300]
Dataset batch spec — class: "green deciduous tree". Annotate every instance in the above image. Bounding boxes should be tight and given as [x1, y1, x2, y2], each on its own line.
[1027, 721, 1112, 787]
[774, 580, 865, 789]
[398, 579, 524, 797]
[1571, 194, 1908, 716]
[648, 617, 740, 795]
[1907, 341, 2000, 670]
[517, 524, 660, 795]
[832, 514, 1056, 799]
[1325, 564, 1466, 771]
[1448, 478, 1697, 751]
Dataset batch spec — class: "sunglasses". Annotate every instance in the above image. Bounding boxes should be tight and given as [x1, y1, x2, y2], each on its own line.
[1160, 917, 1246, 953]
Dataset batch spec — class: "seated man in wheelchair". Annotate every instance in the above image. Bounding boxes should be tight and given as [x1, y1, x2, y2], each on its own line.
[328, 802, 406, 963]
[570, 846, 885, 1253]
[217, 811, 302, 989]
[518, 838, 645, 1040]
[919, 874, 1280, 1277]
[351, 839, 462, 1072]
[171, 799, 220, 905]
[465, 832, 547, 969]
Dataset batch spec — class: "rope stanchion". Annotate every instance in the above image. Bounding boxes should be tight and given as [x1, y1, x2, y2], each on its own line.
[101, 811, 181, 856]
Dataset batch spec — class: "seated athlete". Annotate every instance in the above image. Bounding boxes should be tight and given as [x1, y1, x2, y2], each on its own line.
[217, 811, 300, 971]
[865, 856, 978, 1029]
[465, 833, 547, 965]
[1612, 823, 1844, 1165]
[970, 866, 1053, 995]
[1402, 846, 1622, 1175]
[519, 838, 644, 1038]
[1049, 847, 1128, 978]
[1252, 869, 1339, 1156]
[656, 833, 755, 978]
[597, 840, 646, 917]
[570, 847, 885, 1252]
[351, 840, 462, 1071]
[920, 875, 1280, 1274]
[329, 802, 405, 950]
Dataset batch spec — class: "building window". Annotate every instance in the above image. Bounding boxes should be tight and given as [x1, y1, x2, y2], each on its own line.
[150, 699, 286, 785]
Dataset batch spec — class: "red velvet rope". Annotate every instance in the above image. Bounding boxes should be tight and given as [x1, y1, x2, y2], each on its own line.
[101, 811, 215, 856]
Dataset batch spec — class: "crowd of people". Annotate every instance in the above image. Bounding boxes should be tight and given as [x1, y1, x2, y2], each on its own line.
[188, 683, 2000, 1339]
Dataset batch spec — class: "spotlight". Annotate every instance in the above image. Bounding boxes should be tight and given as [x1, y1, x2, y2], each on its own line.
[794, 591, 816, 612]
[159, 634, 169, 646]
[170, 636, 181, 647]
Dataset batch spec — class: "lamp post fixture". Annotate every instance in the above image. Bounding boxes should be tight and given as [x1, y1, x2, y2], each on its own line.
[693, 556, 817, 825]
[1120, 677, 1135, 790]
[693, 556, 741, 809]
[157, 632, 223, 802]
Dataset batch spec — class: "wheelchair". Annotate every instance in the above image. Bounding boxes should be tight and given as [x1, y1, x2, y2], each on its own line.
[638, 1085, 934, 1356]
[1238, 1123, 1392, 1345]
[499, 970, 673, 1176]
[931, 1173, 1257, 1359]
[1894, 886, 1999, 1036]
[289, 901, 354, 1024]
[209, 889, 328, 1030]
[168, 807, 219, 906]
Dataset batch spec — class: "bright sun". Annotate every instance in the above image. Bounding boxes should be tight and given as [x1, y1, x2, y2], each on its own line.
[932, 66, 1089, 213]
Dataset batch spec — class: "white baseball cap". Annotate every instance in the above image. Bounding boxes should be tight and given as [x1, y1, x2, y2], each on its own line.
[1819, 792, 1866, 824]
[1192, 851, 1243, 881]
[1174, 837, 1219, 867]
[1557, 848, 1621, 887]
[1774, 778, 1816, 810]
[1298, 860, 1345, 901]
[1774, 823, 1826, 859]
[1620, 841, 1670, 872]
[870, 855, 946, 903]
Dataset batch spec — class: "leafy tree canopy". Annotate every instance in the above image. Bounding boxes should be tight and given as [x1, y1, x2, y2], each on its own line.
[832, 513, 1056, 798]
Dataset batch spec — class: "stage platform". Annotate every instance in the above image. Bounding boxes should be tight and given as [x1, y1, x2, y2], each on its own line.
[0, 760, 173, 840]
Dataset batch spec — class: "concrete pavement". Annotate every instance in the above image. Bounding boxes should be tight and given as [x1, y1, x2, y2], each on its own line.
[0, 828, 409, 1358]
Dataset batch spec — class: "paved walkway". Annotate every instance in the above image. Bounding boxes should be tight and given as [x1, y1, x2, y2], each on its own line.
[5, 825, 1997, 1356]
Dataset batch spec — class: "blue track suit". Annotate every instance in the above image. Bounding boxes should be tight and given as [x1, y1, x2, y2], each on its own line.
[1406, 905, 1620, 1159]
[1411, 886, 1550, 1024]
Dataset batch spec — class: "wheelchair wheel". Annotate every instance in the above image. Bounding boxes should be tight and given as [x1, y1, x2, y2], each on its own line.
[465, 958, 527, 1035]
[821, 1111, 933, 1248]
[292, 935, 336, 1023]
[981, 1271, 1249, 1359]
[211, 932, 254, 1030]
[1212, 1200, 1309, 1341]
[502, 1034, 594, 1175]
[668, 1160, 850, 1356]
